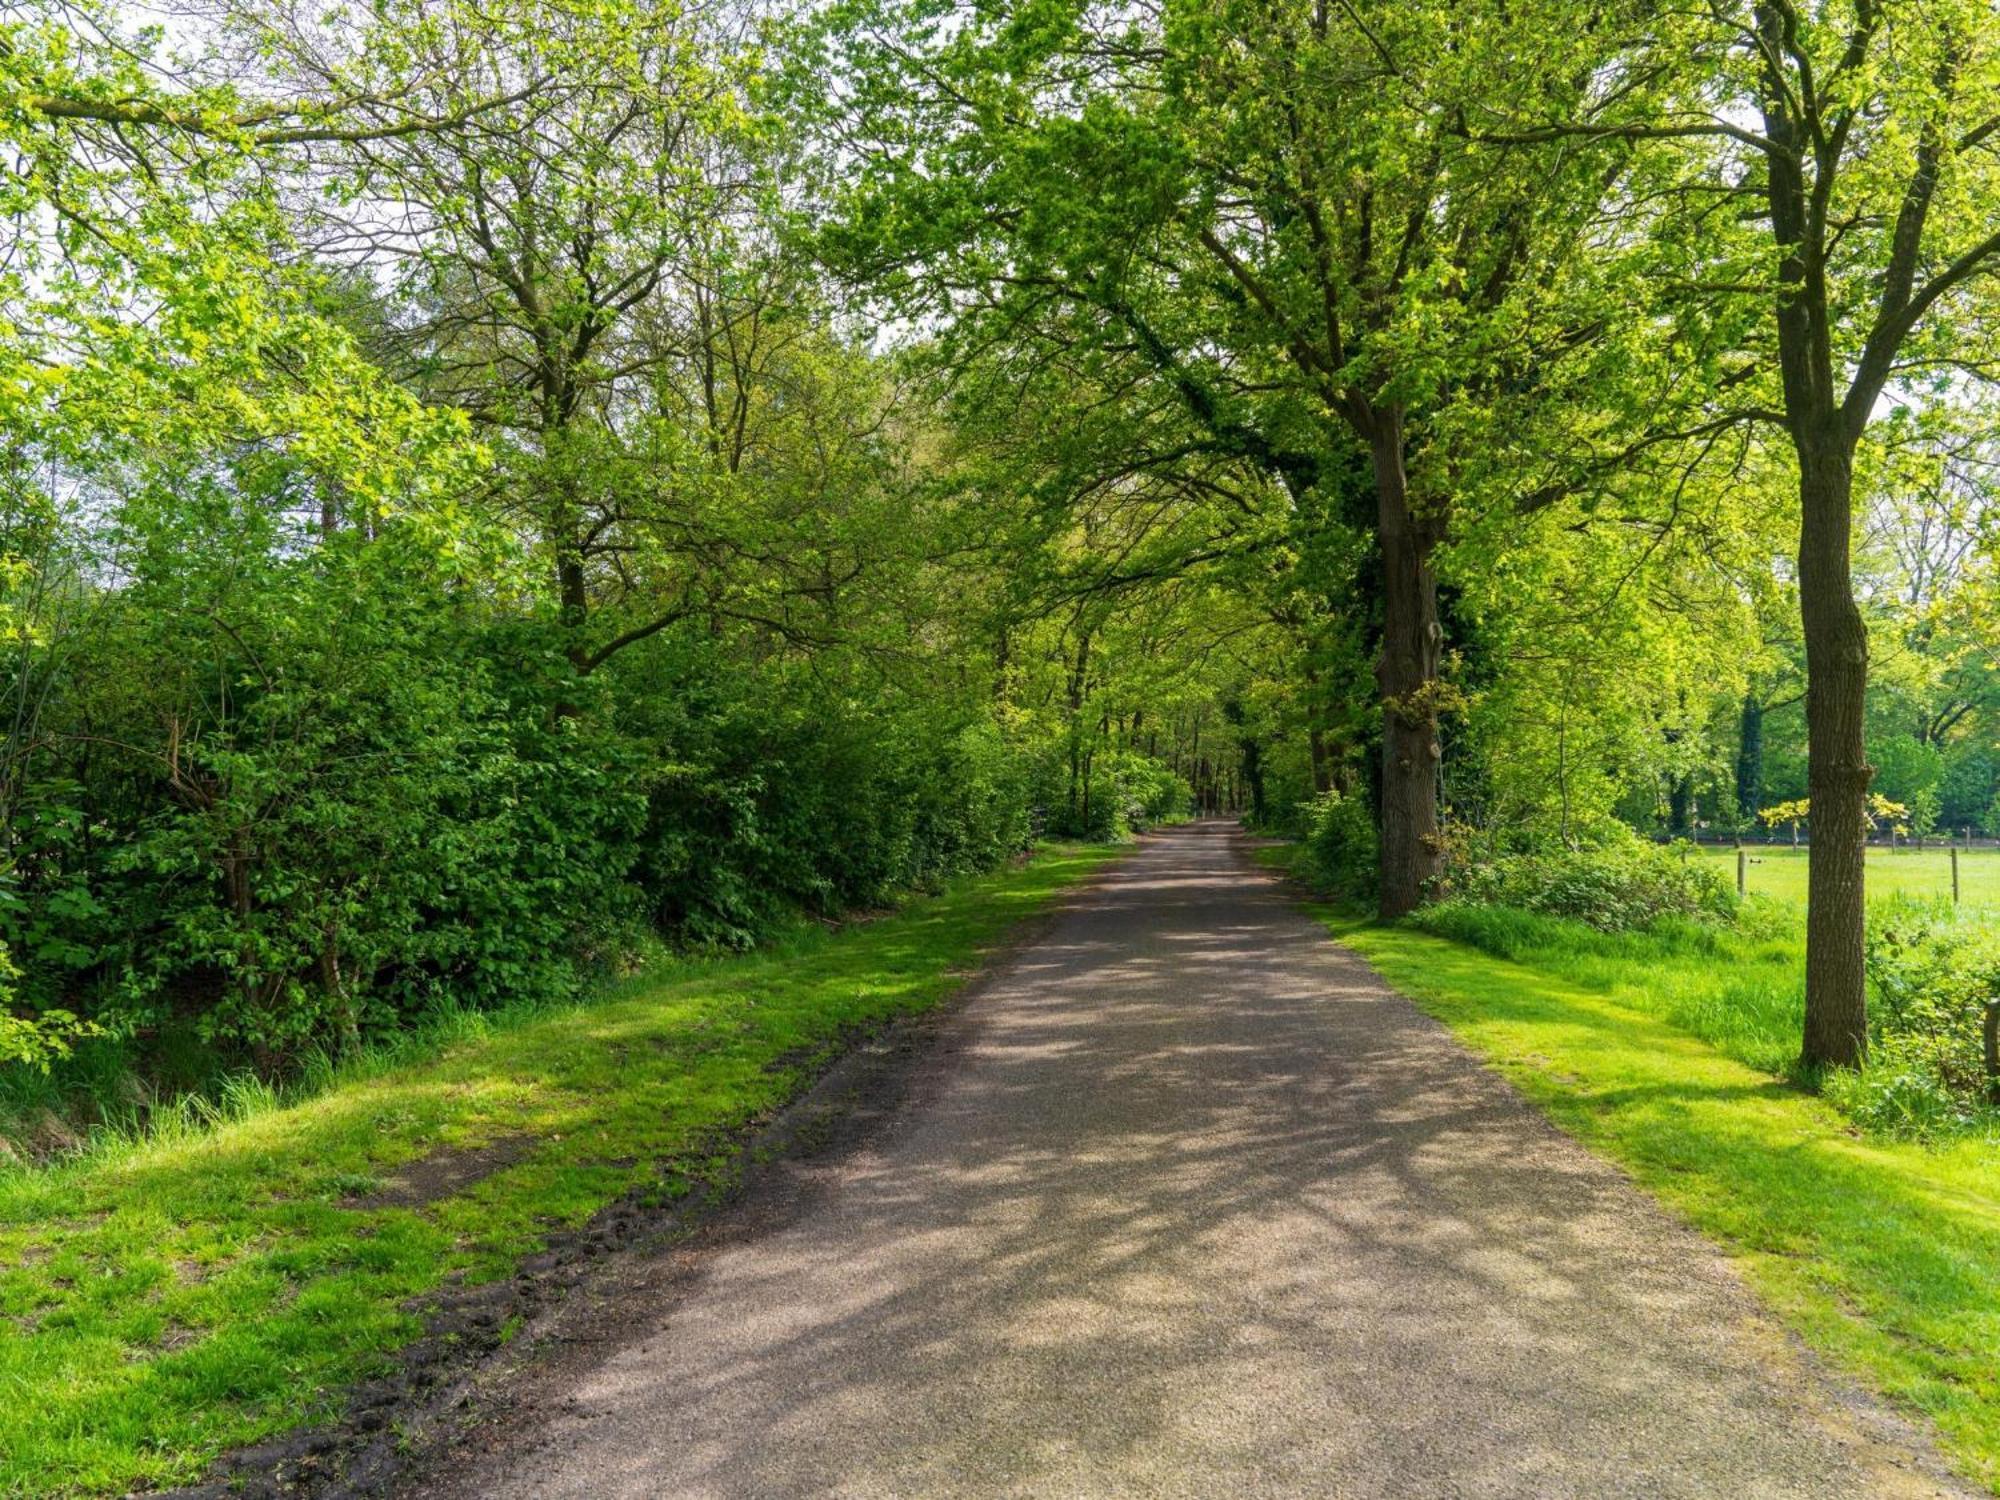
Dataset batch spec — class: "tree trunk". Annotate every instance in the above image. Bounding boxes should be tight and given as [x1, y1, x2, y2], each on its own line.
[1735, 694, 1764, 824]
[557, 551, 589, 666]
[1798, 440, 1870, 1069]
[1241, 736, 1266, 825]
[1668, 768, 1693, 839]
[1367, 411, 1444, 917]
[320, 925, 359, 1054]
[1664, 728, 1696, 848]
[1064, 631, 1091, 830]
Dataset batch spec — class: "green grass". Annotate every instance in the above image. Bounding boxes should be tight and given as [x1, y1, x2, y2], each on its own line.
[1701, 844, 2000, 908]
[1258, 846, 2000, 1492]
[0, 842, 1121, 1500]
[1410, 899, 1815, 1079]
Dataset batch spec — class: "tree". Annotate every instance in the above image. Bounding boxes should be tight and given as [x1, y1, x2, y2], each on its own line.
[196, 0, 915, 684]
[1482, 0, 2000, 1064]
[815, 0, 1635, 914]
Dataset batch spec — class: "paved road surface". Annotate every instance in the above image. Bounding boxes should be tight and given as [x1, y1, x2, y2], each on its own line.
[426, 822, 1967, 1499]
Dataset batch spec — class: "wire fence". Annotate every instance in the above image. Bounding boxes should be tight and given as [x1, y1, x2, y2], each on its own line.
[1683, 842, 2000, 908]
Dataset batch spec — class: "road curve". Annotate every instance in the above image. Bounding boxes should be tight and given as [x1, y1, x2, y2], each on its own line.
[422, 821, 1968, 1499]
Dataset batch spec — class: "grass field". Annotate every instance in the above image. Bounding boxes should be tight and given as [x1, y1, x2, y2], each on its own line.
[1699, 844, 2000, 908]
[0, 842, 1120, 1499]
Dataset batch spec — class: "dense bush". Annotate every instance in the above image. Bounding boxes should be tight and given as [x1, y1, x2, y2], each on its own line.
[0, 498, 1060, 1114]
[1104, 750, 1194, 830]
[632, 674, 1036, 947]
[1848, 903, 2000, 1130]
[1295, 791, 1378, 905]
[1440, 835, 1737, 932]
[3, 530, 646, 1078]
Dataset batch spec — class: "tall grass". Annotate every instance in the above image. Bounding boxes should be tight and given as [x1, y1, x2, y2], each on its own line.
[0, 996, 565, 1173]
[1412, 898, 1808, 1077]
[0, 915, 846, 1171]
[1409, 892, 2000, 1141]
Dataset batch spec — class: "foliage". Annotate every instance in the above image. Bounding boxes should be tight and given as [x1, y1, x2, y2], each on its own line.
[1758, 794, 1911, 832]
[1295, 792, 1378, 907]
[1440, 835, 1739, 933]
[1, 487, 1066, 1091]
[633, 682, 1038, 946]
[1038, 746, 1193, 843]
[1859, 903, 2000, 1129]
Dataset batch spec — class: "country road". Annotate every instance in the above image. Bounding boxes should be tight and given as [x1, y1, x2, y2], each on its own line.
[418, 821, 1967, 1499]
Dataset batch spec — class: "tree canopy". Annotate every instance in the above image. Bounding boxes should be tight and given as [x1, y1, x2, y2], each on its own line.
[3, 0, 1999, 1095]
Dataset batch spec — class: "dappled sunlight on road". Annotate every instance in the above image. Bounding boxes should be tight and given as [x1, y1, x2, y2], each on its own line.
[425, 824, 1968, 1500]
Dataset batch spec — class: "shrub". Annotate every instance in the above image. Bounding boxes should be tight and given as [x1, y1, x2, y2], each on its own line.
[1297, 791, 1378, 905]
[1, 509, 1049, 1110]
[1830, 1064, 1984, 1140]
[1104, 750, 1193, 831]
[629, 669, 1039, 947]
[1442, 834, 1736, 932]
[1032, 746, 1188, 842]
[1861, 901, 2000, 1115]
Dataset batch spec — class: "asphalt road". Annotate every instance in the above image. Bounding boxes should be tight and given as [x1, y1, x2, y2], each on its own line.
[424, 821, 1969, 1499]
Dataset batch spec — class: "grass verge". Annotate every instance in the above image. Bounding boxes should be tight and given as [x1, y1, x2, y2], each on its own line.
[1278, 879, 2000, 1494]
[0, 842, 1120, 1499]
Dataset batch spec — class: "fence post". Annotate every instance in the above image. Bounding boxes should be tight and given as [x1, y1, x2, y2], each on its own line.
[1953, 845, 1962, 905]
[1737, 847, 1747, 898]
[1985, 1000, 2000, 1104]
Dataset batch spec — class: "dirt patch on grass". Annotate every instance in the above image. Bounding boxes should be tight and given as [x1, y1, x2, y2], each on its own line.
[342, 1136, 537, 1211]
[146, 1035, 939, 1500]
[127, 1322, 204, 1360]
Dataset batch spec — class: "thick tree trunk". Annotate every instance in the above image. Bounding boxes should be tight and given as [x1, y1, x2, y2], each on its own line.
[1367, 411, 1444, 917]
[1241, 736, 1267, 826]
[1797, 441, 1870, 1069]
